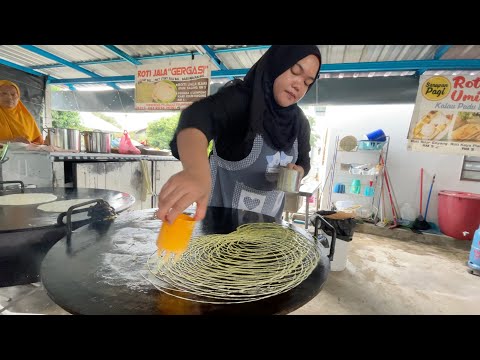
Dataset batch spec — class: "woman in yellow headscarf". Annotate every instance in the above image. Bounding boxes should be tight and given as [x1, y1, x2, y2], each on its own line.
[0, 80, 43, 144]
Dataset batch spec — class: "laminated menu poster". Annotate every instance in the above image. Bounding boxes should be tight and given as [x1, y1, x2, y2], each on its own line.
[407, 74, 480, 156]
[135, 56, 211, 111]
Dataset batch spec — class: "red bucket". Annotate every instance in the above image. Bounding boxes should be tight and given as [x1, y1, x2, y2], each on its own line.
[438, 190, 480, 240]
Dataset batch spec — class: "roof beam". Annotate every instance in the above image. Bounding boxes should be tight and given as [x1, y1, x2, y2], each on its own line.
[0, 58, 53, 78]
[46, 59, 480, 87]
[30, 46, 268, 70]
[434, 45, 452, 60]
[47, 69, 249, 85]
[32, 51, 199, 69]
[214, 45, 271, 54]
[48, 76, 135, 85]
[20, 45, 120, 90]
[103, 45, 142, 65]
[417, 45, 453, 76]
[197, 45, 233, 81]
[320, 59, 480, 73]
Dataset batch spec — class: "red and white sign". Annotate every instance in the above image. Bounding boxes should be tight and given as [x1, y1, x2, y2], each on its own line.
[135, 56, 211, 111]
[407, 74, 480, 156]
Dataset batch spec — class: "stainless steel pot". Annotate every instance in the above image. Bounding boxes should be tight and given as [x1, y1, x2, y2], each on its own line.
[276, 167, 301, 193]
[83, 131, 111, 153]
[45, 128, 82, 151]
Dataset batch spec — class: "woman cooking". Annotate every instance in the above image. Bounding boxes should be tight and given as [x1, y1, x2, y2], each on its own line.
[157, 45, 322, 224]
[0, 80, 43, 144]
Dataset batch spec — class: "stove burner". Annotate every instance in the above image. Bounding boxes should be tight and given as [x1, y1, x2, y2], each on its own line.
[57, 198, 118, 241]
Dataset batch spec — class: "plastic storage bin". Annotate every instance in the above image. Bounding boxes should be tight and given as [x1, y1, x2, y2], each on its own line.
[358, 140, 385, 150]
[468, 225, 480, 271]
[438, 190, 480, 240]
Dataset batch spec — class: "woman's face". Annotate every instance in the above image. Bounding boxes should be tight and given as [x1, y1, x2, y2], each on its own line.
[0, 85, 20, 109]
[272, 54, 320, 108]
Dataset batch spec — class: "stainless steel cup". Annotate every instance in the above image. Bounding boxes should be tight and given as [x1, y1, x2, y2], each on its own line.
[276, 167, 301, 193]
[82, 131, 112, 153]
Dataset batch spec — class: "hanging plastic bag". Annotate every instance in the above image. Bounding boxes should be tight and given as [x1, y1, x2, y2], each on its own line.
[119, 130, 141, 155]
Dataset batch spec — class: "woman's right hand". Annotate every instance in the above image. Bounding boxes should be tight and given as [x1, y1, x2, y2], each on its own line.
[156, 168, 211, 224]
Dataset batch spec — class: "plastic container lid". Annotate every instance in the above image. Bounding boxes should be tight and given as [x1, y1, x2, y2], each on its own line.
[438, 190, 480, 200]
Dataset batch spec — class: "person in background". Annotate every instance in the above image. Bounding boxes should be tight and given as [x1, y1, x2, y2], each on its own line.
[157, 45, 322, 223]
[0, 80, 43, 144]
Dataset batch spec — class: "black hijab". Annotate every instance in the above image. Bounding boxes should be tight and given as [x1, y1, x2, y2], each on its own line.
[242, 45, 322, 151]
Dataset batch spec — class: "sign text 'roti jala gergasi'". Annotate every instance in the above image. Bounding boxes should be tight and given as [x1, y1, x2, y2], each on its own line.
[134, 56, 211, 111]
[407, 75, 480, 156]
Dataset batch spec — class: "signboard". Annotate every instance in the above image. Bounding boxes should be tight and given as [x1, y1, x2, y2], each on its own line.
[407, 74, 480, 156]
[135, 56, 211, 111]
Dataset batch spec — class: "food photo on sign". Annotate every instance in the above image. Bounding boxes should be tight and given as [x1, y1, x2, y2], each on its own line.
[134, 56, 211, 111]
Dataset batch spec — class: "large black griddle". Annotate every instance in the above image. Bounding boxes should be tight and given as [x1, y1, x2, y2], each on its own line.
[41, 207, 331, 315]
[0, 185, 135, 287]
[0, 185, 135, 232]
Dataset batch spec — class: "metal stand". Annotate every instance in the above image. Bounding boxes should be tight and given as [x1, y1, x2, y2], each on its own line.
[328, 136, 390, 222]
[0, 157, 8, 190]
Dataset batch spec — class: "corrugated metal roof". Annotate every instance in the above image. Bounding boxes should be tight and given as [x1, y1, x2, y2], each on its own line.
[440, 45, 480, 59]
[0, 45, 478, 91]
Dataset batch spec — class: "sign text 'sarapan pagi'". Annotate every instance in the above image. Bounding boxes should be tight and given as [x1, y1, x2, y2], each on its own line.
[137, 65, 209, 78]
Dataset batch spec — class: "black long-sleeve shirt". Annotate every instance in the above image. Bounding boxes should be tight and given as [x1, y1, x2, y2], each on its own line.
[170, 86, 311, 176]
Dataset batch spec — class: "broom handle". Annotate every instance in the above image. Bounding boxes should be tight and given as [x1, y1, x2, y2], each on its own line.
[383, 165, 398, 222]
[424, 174, 436, 219]
[420, 168, 423, 215]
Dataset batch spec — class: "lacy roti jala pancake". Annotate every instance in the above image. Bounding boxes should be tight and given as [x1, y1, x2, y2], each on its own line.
[413, 110, 453, 140]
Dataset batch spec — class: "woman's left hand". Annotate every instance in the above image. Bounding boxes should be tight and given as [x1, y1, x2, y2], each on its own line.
[286, 163, 304, 179]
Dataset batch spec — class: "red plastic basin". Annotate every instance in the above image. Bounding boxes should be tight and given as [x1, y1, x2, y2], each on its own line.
[438, 190, 480, 240]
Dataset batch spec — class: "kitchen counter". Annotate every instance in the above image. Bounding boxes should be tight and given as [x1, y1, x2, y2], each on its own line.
[1, 150, 183, 211]
[7, 150, 178, 162]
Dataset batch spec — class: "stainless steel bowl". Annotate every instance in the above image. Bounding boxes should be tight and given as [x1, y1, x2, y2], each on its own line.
[83, 131, 111, 153]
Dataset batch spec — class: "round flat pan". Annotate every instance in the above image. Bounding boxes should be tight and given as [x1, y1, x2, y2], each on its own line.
[0, 187, 135, 232]
[41, 207, 330, 315]
[0, 187, 136, 287]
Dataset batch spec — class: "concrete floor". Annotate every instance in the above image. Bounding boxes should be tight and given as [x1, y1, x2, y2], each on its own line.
[1, 231, 479, 315]
[292, 232, 480, 315]
[0, 282, 69, 315]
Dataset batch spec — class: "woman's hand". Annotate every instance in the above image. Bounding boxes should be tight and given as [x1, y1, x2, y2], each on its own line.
[157, 128, 211, 223]
[156, 167, 211, 224]
[286, 163, 305, 179]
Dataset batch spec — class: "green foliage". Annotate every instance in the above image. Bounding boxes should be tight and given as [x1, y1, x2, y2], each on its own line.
[51, 110, 88, 130]
[307, 115, 319, 148]
[92, 112, 123, 131]
[146, 114, 180, 149]
[50, 85, 63, 92]
[143, 113, 317, 152]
